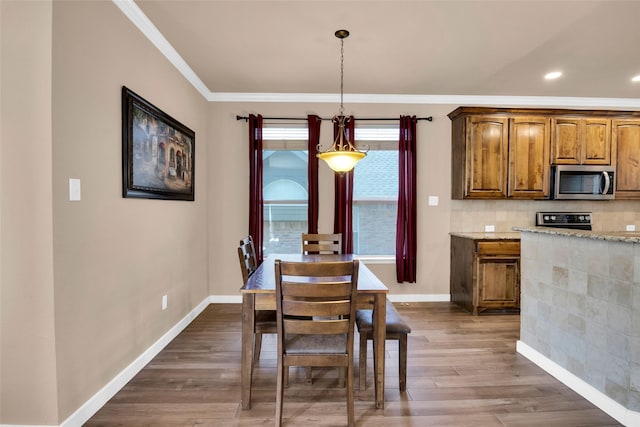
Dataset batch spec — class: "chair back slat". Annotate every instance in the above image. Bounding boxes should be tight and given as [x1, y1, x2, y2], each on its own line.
[283, 299, 351, 317]
[237, 236, 257, 284]
[302, 233, 342, 255]
[281, 282, 353, 298]
[284, 318, 350, 335]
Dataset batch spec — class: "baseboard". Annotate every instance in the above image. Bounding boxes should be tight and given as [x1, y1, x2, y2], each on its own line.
[387, 294, 451, 303]
[516, 340, 640, 427]
[57, 296, 212, 427]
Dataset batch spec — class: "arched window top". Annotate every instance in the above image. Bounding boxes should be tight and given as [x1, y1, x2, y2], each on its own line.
[264, 179, 308, 201]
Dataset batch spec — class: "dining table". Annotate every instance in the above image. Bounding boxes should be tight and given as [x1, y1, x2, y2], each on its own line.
[240, 253, 389, 410]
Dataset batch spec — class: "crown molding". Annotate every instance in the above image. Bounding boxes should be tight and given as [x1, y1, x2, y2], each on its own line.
[114, 0, 640, 110]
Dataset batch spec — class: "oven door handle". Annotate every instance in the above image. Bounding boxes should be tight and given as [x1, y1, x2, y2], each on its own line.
[601, 171, 611, 195]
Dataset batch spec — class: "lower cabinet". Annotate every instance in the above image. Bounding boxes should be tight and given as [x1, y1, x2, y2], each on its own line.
[450, 235, 520, 315]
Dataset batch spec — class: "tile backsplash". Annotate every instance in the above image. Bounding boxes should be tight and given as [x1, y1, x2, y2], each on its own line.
[450, 199, 640, 232]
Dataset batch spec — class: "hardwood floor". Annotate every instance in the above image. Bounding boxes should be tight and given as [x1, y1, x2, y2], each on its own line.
[85, 302, 622, 426]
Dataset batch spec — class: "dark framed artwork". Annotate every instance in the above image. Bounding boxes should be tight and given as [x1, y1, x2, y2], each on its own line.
[122, 86, 195, 201]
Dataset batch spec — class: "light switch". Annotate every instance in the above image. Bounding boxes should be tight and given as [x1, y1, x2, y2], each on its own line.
[626, 224, 636, 232]
[428, 196, 439, 206]
[485, 225, 495, 232]
[69, 179, 81, 201]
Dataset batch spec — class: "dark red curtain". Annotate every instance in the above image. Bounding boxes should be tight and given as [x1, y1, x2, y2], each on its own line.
[396, 115, 418, 282]
[248, 114, 264, 264]
[333, 116, 355, 254]
[307, 115, 321, 234]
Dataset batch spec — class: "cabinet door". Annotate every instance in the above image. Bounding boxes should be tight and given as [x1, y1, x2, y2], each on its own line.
[551, 118, 581, 164]
[583, 118, 612, 165]
[508, 116, 550, 199]
[613, 119, 640, 199]
[476, 256, 520, 311]
[551, 118, 611, 165]
[465, 116, 509, 198]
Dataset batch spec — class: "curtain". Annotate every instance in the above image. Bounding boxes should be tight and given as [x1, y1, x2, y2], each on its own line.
[307, 115, 321, 234]
[248, 114, 264, 264]
[333, 115, 355, 254]
[396, 115, 418, 283]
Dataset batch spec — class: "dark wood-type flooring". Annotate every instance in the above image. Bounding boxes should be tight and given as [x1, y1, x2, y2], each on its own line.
[85, 302, 622, 426]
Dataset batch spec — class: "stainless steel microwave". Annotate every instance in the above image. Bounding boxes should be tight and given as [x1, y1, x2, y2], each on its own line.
[551, 165, 615, 200]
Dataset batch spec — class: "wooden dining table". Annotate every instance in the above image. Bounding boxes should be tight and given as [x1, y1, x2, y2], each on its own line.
[240, 253, 389, 410]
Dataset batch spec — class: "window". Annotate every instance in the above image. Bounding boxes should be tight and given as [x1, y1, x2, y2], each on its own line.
[259, 124, 399, 257]
[353, 126, 399, 256]
[262, 126, 308, 256]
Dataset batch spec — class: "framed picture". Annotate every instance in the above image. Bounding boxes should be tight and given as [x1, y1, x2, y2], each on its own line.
[122, 86, 195, 201]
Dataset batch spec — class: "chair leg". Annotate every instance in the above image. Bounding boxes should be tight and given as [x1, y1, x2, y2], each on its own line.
[276, 359, 285, 427]
[346, 363, 355, 427]
[253, 333, 263, 366]
[359, 332, 368, 390]
[399, 333, 408, 392]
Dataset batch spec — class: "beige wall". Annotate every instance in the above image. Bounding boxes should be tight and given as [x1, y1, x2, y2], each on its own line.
[1, 0, 59, 424]
[2, 1, 640, 425]
[51, 0, 210, 421]
[208, 102, 456, 297]
[3, 1, 210, 424]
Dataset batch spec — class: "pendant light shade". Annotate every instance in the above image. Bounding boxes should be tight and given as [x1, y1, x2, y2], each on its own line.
[317, 30, 366, 173]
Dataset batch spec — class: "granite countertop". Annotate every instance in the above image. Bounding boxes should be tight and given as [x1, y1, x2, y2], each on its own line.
[449, 231, 521, 240]
[513, 226, 640, 244]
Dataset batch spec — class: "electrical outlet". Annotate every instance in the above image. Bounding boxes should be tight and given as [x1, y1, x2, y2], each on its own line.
[626, 224, 636, 232]
[162, 294, 168, 311]
[484, 225, 495, 232]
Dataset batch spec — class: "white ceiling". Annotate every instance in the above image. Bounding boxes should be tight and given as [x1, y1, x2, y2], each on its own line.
[124, 0, 640, 107]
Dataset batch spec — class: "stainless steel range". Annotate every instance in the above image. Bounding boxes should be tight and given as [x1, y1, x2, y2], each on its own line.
[535, 212, 592, 230]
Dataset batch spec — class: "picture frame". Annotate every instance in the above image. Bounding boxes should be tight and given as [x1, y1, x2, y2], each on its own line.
[122, 86, 195, 201]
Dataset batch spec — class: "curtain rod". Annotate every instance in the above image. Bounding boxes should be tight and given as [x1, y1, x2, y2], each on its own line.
[235, 115, 433, 122]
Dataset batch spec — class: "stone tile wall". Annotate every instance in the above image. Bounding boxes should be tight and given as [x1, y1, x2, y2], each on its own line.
[519, 231, 640, 410]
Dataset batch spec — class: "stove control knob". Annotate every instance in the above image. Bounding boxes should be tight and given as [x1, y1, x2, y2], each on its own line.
[585, 215, 591, 221]
[544, 215, 550, 221]
[550, 215, 556, 221]
[579, 215, 585, 221]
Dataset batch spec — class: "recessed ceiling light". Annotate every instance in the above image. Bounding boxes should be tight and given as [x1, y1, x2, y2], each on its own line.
[544, 71, 562, 80]
[632, 75, 640, 82]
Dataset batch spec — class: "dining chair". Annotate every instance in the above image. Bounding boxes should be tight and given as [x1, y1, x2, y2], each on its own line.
[274, 259, 359, 427]
[301, 233, 342, 254]
[237, 236, 276, 366]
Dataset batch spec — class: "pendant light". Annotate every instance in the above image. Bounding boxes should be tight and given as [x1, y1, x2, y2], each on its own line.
[317, 29, 366, 173]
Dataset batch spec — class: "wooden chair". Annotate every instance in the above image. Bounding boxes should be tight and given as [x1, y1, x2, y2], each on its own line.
[301, 233, 342, 254]
[237, 236, 276, 366]
[356, 298, 412, 391]
[274, 259, 359, 427]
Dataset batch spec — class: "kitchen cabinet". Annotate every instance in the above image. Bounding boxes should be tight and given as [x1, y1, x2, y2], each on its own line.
[450, 107, 640, 201]
[509, 116, 550, 199]
[452, 115, 509, 198]
[551, 117, 612, 165]
[450, 108, 549, 199]
[450, 234, 520, 315]
[613, 119, 640, 199]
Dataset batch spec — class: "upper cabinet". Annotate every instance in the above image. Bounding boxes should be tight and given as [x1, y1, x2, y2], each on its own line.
[551, 117, 612, 165]
[509, 116, 550, 199]
[449, 107, 640, 200]
[450, 108, 549, 200]
[613, 119, 640, 199]
[455, 115, 509, 198]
